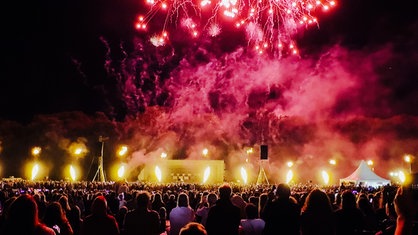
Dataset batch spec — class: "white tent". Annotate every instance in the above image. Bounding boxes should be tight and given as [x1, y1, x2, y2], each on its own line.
[340, 160, 391, 187]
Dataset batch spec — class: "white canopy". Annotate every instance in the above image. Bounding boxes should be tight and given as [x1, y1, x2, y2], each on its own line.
[340, 160, 390, 187]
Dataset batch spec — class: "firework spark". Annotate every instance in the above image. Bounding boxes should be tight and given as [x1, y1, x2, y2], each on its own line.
[135, 0, 336, 55]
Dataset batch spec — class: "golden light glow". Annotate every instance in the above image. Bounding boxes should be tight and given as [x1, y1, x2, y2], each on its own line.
[287, 161, 294, 168]
[32, 147, 41, 157]
[398, 170, 406, 183]
[367, 160, 373, 166]
[322, 170, 330, 185]
[286, 169, 293, 184]
[31, 164, 39, 180]
[155, 166, 162, 182]
[118, 145, 128, 157]
[329, 159, 336, 165]
[203, 166, 211, 183]
[118, 165, 125, 178]
[74, 148, 83, 155]
[70, 165, 76, 181]
[202, 148, 209, 156]
[240, 167, 248, 184]
[161, 152, 167, 158]
[404, 155, 411, 163]
[246, 148, 253, 154]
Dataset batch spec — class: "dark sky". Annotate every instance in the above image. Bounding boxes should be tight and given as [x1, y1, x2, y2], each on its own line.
[1, 0, 417, 122]
[1, 0, 418, 181]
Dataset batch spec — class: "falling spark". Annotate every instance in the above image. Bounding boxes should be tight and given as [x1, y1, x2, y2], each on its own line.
[135, 0, 337, 55]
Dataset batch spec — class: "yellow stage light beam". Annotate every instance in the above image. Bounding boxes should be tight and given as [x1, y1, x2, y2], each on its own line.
[31, 164, 39, 180]
[398, 170, 406, 183]
[286, 169, 293, 184]
[203, 166, 211, 183]
[240, 167, 248, 184]
[118, 165, 126, 178]
[70, 165, 76, 181]
[322, 170, 330, 185]
[155, 166, 162, 182]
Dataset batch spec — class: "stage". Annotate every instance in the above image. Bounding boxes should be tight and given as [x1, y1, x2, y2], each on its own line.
[137, 160, 225, 184]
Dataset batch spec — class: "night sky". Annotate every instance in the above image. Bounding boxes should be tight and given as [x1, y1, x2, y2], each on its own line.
[1, 0, 418, 182]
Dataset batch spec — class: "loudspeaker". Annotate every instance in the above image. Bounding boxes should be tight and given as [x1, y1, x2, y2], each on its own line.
[260, 145, 268, 160]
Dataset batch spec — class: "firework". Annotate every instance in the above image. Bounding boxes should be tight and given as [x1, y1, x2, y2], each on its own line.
[135, 0, 336, 55]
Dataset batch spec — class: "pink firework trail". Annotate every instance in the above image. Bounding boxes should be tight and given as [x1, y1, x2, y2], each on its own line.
[135, 0, 336, 55]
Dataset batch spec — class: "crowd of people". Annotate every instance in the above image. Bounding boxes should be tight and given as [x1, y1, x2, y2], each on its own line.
[0, 179, 416, 235]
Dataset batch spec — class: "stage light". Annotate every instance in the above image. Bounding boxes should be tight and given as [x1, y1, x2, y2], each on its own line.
[329, 159, 336, 165]
[202, 148, 209, 157]
[203, 166, 211, 183]
[287, 161, 294, 168]
[32, 147, 41, 157]
[31, 163, 39, 180]
[286, 169, 293, 184]
[398, 170, 406, 183]
[70, 165, 77, 181]
[240, 167, 248, 184]
[322, 170, 330, 185]
[161, 152, 167, 158]
[155, 166, 162, 182]
[118, 145, 128, 157]
[118, 165, 126, 178]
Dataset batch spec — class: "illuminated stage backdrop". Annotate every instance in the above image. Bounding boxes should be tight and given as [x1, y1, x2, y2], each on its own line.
[138, 160, 225, 184]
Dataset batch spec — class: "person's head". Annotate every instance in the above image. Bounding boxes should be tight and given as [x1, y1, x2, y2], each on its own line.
[245, 203, 258, 219]
[136, 191, 152, 209]
[153, 192, 163, 202]
[43, 201, 66, 226]
[6, 194, 39, 230]
[91, 195, 108, 216]
[177, 193, 190, 207]
[179, 222, 207, 235]
[58, 195, 71, 211]
[302, 188, 333, 214]
[275, 183, 291, 199]
[207, 193, 218, 206]
[341, 190, 357, 209]
[218, 183, 232, 200]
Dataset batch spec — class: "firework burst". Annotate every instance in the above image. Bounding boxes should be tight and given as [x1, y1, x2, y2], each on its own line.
[135, 0, 336, 56]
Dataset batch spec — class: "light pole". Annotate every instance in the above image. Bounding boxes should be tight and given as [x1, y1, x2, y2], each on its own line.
[93, 136, 108, 182]
[404, 155, 412, 174]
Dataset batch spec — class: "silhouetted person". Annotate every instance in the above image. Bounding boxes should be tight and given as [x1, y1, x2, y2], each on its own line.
[195, 192, 217, 227]
[334, 190, 364, 235]
[59, 195, 81, 235]
[152, 192, 166, 212]
[80, 195, 119, 235]
[179, 222, 207, 235]
[206, 183, 241, 235]
[43, 201, 74, 235]
[393, 186, 417, 235]
[2, 194, 55, 235]
[261, 183, 300, 235]
[240, 203, 265, 235]
[123, 191, 160, 235]
[300, 188, 335, 235]
[169, 192, 195, 235]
